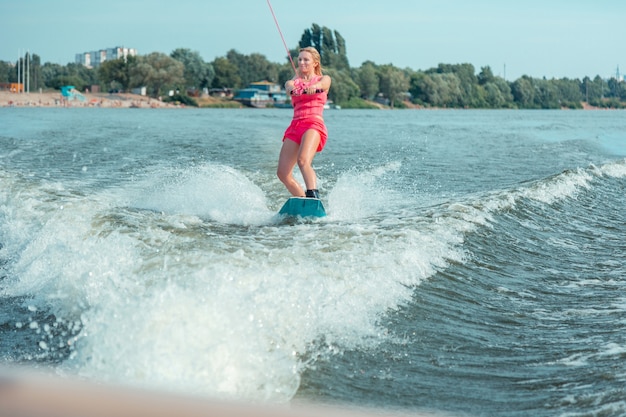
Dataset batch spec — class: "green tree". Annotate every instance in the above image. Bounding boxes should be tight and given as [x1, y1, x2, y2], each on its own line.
[418, 73, 463, 107]
[452, 63, 479, 107]
[98, 56, 136, 91]
[482, 78, 513, 108]
[299, 23, 350, 71]
[0, 61, 10, 82]
[225, 50, 278, 86]
[355, 61, 379, 100]
[618, 81, 626, 101]
[211, 56, 241, 89]
[534, 78, 559, 109]
[308, 24, 323, 55]
[555, 78, 583, 106]
[477, 66, 495, 85]
[28, 53, 43, 91]
[130, 53, 184, 97]
[591, 75, 609, 102]
[299, 27, 314, 52]
[40, 62, 95, 90]
[607, 77, 622, 99]
[427, 63, 479, 107]
[40, 62, 64, 88]
[511, 76, 535, 108]
[277, 63, 294, 85]
[171, 48, 214, 90]
[408, 71, 428, 104]
[581, 76, 602, 103]
[322, 68, 358, 105]
[321, 26, 336, 68]
[378, 64, 409, 108]
[333, 30, 350, 70]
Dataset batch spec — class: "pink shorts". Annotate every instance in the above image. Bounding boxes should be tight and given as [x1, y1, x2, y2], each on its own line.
[283, 118, 328, 152]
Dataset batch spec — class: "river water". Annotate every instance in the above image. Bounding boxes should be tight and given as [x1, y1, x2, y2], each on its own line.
[1, 108, 625, 416]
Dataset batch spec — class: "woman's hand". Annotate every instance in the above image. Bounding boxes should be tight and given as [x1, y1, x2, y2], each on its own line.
[303, 84, 320, 95]
[286, 79, 303, 96]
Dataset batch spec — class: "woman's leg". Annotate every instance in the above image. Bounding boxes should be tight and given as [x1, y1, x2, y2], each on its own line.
[277, 139, 305, 196]
[297, 129, 321, 191]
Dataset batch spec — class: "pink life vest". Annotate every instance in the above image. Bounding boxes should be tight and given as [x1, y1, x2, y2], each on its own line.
[291, 75, 327, 119]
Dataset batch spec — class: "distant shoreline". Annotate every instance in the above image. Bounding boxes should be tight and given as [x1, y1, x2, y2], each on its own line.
[0, 91, 179, 108]
[0, 91, 612, 110]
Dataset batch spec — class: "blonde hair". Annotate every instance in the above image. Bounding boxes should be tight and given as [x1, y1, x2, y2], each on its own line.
[298, 47, 323, 76]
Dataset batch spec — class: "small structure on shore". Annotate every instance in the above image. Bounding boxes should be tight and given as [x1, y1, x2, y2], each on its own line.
[233, 81, 290, 108]
[60, 86, 86, 102]
[0, 83, 24, 93]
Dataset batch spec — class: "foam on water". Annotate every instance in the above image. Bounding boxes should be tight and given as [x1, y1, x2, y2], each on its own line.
[0, 161, 469, 401]
[134, 164, 273, 225]
[2, 157, 625, 406]
[327, 161, 403, 221]
[594, 157, 626, 178]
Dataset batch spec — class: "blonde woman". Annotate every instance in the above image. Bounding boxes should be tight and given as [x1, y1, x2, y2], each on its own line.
[277, 46, 332, 199]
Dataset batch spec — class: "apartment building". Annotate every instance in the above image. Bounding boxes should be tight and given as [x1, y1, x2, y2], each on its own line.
[75, 46, 137, 68]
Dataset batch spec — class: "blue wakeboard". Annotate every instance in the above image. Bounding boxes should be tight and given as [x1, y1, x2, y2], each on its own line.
[278, 197, 326, 218]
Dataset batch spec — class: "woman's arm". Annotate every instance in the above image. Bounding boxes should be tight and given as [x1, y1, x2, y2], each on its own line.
[285, 79, 297, 95]
[317, 75, 331, 92]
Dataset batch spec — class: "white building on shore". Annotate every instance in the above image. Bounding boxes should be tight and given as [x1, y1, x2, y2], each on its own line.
[75, 46, 137, 68]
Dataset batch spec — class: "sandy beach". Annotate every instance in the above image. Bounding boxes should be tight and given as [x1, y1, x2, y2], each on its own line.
[0, 91, 179, 108]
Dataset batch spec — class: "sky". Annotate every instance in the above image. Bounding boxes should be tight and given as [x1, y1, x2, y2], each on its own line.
[2, 0, 624, 81]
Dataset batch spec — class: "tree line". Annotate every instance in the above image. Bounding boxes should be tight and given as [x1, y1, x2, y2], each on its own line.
[1, 23, 625, 109]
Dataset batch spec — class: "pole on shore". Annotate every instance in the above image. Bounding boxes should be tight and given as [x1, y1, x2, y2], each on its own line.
[27, 50, 30, 94]
[17, 49, 21, 93]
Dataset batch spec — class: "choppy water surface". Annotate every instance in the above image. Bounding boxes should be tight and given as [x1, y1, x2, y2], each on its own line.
[1, 108, 625, 416]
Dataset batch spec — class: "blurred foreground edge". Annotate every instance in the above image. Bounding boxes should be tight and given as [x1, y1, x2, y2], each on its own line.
[0, 366, 443, 417]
